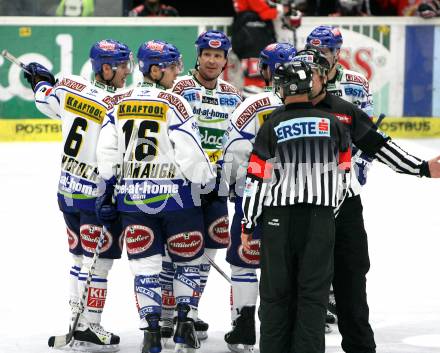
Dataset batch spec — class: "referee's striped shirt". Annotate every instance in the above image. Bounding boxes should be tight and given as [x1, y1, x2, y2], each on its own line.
[242, 102, 351, 234]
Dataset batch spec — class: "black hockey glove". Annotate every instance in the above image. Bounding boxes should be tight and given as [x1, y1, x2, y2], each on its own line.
[23, 62, 56, 91]
[95, 177, 118, 226]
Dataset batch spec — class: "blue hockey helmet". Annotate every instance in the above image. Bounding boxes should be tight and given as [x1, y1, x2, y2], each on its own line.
[259, 42, 297, 75]
[306, 26, 343, 51]
[137, 40, 183, 75]
[195, 30, 231, 57]
[90, 39, 133, 74]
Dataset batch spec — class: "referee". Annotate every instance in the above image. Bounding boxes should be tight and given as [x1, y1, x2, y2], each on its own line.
[241, 60, 350, 353]
[296, 48, 440, 353]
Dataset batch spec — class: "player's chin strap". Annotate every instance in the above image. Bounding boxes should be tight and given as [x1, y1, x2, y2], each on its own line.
[98, 68, 117, 87]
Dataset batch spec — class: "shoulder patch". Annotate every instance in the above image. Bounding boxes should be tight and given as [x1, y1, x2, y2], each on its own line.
[236, 97, 271, 129]
[345, 73, 369, 91]
[158, 92, 190, 120]
[58, 78, 86, 92]
[172, 79, 196, 95]
[219, 83, 242, 97]
[334, 113, 352, 125]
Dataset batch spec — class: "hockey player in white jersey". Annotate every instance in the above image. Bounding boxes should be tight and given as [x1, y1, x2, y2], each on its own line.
[221, 42, 296, 353]
[159, 30, 243, 341]
[305, 25, 376, 352]
[95, 39, 215, 353]
[23, 39, 133, 352]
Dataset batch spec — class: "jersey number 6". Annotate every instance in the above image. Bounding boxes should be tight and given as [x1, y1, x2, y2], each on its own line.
[122, 120, 159, 161]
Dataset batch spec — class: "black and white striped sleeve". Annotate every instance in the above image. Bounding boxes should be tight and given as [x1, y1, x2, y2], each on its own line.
[374, 139, 430, 177]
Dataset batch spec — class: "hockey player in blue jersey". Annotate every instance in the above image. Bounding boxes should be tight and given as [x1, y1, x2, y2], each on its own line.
[222, 42, 296, 353]
[95, 40, 215, 353]
[24, 39, 133, 351]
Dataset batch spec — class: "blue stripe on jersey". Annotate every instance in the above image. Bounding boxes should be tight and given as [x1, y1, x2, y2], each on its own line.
[404, 26, 434, 116]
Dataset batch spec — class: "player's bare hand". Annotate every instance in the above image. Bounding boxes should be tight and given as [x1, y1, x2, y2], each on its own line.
[428, 155, 440, 178]
[241, 232, 252, 252]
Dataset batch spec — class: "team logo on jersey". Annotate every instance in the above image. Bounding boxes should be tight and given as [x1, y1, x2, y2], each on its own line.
[67, 227, 79, 250]
[58, 78, 86, 92]
[80, 225, 112, 254]
[208, 216, 229, 245]
[199, 126, 225, 149]
[125, 225, 154, 255]
[345, 74, 369, 90]
[158, 92, 190, 120]
[236, 97, 271, 129]
[117, 101, 168, 121]
[208, 39, 222, 48]
[65, 93, 106, 124]
[219, 83, 242, 97]
[202, 96, 219, 105]
[238, 239, 260, 265]
[167, 231, 203, 258]
[275, 117, 331, 143]
[98, 40, 117, 51]
[172, 79, 196, 95]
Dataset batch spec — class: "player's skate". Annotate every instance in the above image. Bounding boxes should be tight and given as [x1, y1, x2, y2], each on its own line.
[72, 319, 120, 353]
[173, 304, 201, 353]
[194, 318, 208, 341]
[160, 317, 174, 347]
[326, 310, 337, 325]
[224, 306, 255, 353]
[141, 328, 162, 353]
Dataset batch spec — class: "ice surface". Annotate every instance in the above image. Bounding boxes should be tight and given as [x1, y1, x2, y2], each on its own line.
[0, 139, 439, 352]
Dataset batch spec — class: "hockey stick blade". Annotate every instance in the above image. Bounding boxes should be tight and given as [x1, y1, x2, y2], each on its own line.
[1, 49, 31, 74]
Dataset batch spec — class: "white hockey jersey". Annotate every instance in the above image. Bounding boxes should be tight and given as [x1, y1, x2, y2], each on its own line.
[34, 75, 125, 211]
[223, 89, 282, 197]
[172, 71, 243, 165]
[327, 66, 374, 197]
[97, 82, 215, 213]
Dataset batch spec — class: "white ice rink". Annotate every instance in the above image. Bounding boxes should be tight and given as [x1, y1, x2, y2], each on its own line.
[0, 139, 439, 353]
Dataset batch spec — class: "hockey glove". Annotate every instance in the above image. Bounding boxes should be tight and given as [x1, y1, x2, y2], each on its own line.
[95, 176, 118, 226]
[354, 153, 373, 186]
[23, 62, 56, 91]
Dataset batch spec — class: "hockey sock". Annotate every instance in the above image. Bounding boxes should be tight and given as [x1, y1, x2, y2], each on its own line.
[77, 257, 113, 324]
[199, 248, 217, 297]
[160, 253, 176, 321]
[69, 254, 83, 314]
[174, 258, 201, 321]
[230, 265, 258, 321]
[130, 255, 162, 329]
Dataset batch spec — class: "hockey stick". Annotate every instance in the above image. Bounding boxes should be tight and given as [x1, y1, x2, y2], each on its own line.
[1, 49, 31, 74]
[375, 113, 386, 128]
[203, 253, 231, 284]
[48, 225, 108, 348]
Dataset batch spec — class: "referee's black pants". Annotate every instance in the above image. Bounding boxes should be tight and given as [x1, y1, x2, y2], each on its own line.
[333, 195, 376, 353]
[259, 204, 335, 353]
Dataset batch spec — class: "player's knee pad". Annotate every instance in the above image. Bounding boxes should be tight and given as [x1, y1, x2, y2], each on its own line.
[129, 254, 162, 276]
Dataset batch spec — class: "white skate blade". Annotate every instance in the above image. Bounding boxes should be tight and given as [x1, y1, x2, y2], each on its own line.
[174, 343, 197, 353]
[227, 343, 254, 353]
[66, 340, 120, 353]
[196, 330, 208, 341]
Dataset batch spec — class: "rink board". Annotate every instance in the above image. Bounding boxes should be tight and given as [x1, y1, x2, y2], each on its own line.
[2, 117, 440, 142]
[1, 16, 440, 141]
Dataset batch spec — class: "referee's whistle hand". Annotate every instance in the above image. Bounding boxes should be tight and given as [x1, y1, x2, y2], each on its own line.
[428, 155, 440, 178]
[241, 232, 252, 252]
